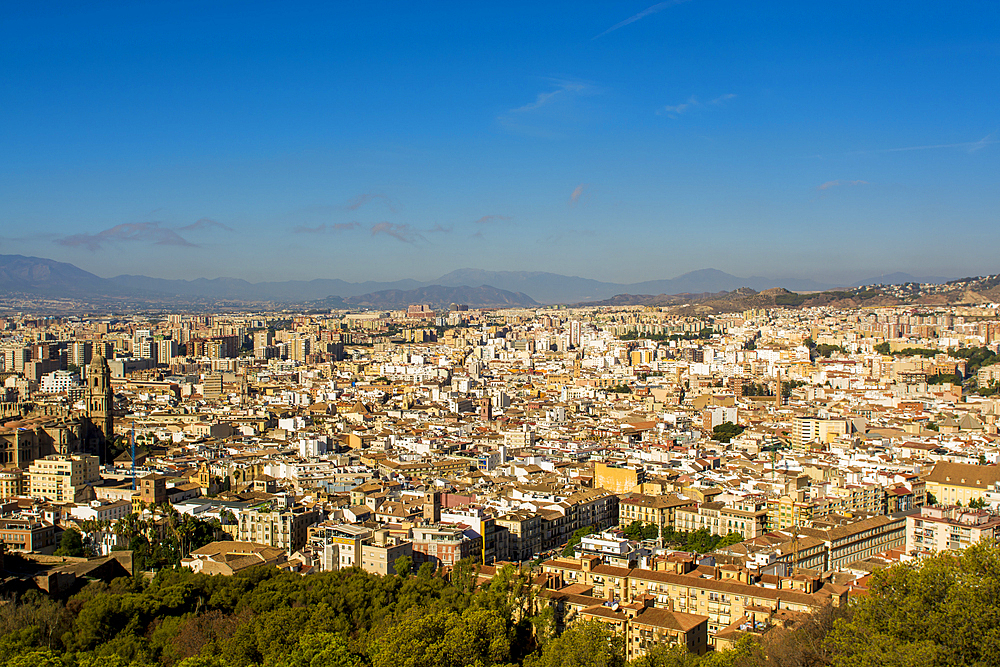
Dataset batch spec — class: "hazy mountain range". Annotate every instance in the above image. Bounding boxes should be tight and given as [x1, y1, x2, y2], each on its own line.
[0, 254, 952, 307]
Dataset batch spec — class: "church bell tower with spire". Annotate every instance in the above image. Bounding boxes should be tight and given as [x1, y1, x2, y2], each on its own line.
[87, 354, 114, 446]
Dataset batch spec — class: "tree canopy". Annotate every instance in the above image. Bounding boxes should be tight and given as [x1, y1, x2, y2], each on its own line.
[711, 422, 745, 443]
[3, 543, 1000, 667]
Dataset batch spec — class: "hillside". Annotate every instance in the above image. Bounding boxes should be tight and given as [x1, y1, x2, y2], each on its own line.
[0, 254, 990, 312]
[582, 278, 1000, 313]
[0, 254, 120, 296]
[1, 543, 998, 667]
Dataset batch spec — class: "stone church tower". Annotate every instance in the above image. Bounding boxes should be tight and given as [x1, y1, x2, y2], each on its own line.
[87, 354, 114, 446]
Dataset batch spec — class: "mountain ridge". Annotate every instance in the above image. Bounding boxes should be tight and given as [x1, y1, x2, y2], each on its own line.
[0, 254, 961, 307]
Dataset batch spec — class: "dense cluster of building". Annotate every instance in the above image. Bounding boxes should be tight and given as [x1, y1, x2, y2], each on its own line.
[3, 300, 1000, 653]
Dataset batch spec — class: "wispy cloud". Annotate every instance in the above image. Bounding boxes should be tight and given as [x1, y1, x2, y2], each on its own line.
[817, 180, 868, 190]
[498, 79, 596, 137]
[370, 222, 422, 244]
[511, 80, 588, 113]
[847, 134, 997, 156]
[657, 93, 736, 118]
[594, 0, 694, 39]
[179, 218, 233, 232]
[659, 96, 697, 118]
[55, 222, 196, 251]
[474, 215, 511, 224]
[710, 93, 737, 104]
[346, 193, 397, 212]
[293, 222, 361, 234]
[569, 184, 589, 206]
[428, 224, 452, 233]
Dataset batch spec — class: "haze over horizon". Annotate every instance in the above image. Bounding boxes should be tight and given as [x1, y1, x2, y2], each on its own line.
[2, 1, 997, 285]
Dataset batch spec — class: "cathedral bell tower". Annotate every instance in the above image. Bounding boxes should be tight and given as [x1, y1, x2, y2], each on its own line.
[87, 354, 114, 447]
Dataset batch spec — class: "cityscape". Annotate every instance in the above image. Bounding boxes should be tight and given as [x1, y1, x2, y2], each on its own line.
[2, 2, 998, 667]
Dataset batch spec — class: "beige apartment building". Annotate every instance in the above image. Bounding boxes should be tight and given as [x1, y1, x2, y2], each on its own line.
[906, 504, 1000, 554]
[799, 514, 907, 570]
[577, 601, 710, 660]
[361, 529, 413, 575]
[542, 554, 847, 639]
[594, 462, 646, 495]
[674, 501, 768, 540]
[307, 522, 370, 571]
[619, 493, 694, 531]
[28, 453, 100, 502]
[812, 483, 887, 517]
[791, 417, 849, 449]
[924, 462, 1000, 506]
[237, 505, 321, 553]
[766, 494, 814, 530]
[496, 510, 542, 561]
[0, 468, 26, 498]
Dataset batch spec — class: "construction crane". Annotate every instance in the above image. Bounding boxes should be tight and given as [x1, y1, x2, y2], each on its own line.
[791, 525, 799, 577]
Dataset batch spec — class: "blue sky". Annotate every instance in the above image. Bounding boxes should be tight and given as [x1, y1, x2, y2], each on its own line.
[1, 1, 997, 284]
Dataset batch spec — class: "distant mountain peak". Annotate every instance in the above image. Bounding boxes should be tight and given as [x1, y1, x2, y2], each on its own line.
[0, 254, 962, 308]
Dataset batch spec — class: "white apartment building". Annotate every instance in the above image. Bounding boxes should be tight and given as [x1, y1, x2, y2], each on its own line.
[40, 370, 81, 394]
[906, 505, 1000, 554]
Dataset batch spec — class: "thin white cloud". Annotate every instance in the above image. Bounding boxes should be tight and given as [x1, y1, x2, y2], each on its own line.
[569, 184, 589, 206]
[657, 93, 735, 118]
[594, 0, 695, 39]
[509, 80, 588, 114]
[710, 93, 737, 104]
[658, 96, 698, 118]
[817, 180, 868, 190]
[474, 215, 511, 224]
[345, 193, 397, 213]
[370, 222, 422, 244]
[293, 222, 361, 233]
[179, 218, 233, 232]
[849, 134, 997, 155]
[55, 222, 197, 251]
[498, 79, 597, 138]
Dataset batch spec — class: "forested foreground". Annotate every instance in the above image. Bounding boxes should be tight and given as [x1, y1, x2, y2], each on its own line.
[3, 543, 1000, 667]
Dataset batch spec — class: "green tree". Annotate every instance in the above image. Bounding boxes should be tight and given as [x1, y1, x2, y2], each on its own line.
[815, 343, 846, 358]
[55, 528, 86, 557]
[394, 555, 413, 577]
[622, 521, 658, 542]
[711, 422, 744, 443]
[272, 632, 363, 667]
[369, 607, 510, 667]
[630, 643, 701, 667]
[562, 526, 595, 557]
[451, 557, 480, 593]
[176, 657, 231, 667]
[524, 620, 625, 667]
[684, 529, 722, 554]
[716, 532, 744, 549]
[825, 543, 1000, 667]
[1, 649, 64, 667]
[660, 525, 687, 547]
